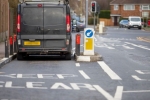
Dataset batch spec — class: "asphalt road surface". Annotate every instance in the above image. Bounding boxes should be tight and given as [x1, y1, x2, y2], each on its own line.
[0, 27, 150, 100]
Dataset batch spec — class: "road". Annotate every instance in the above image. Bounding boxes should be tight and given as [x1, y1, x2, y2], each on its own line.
[0, 27, 150, 100]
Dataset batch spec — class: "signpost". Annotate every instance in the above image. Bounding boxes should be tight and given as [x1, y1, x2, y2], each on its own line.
[83, 28, 95, 55]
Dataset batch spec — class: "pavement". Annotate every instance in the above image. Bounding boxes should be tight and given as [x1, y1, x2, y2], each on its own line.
[0, 42, 16, 68]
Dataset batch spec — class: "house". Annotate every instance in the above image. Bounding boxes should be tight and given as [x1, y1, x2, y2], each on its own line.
[110, 0, 150, 26]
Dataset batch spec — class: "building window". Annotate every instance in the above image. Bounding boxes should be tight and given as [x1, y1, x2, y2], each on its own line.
[114, 5, 118, 10]
[124, 5, 135, 10]
[142, 5, 150, 10]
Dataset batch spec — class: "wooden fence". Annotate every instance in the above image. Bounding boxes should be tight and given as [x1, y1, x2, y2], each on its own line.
[99, 18, 114, 26]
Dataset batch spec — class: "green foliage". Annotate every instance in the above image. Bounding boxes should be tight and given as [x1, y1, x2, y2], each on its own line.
[99, 10, 110, 19]
[88, 17, 98, 25]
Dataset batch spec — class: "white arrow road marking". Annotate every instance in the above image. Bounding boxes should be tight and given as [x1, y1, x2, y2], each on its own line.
[97, 61, 122, 80]
[79, 70, 90, 79]
[93, 85, 123, 100]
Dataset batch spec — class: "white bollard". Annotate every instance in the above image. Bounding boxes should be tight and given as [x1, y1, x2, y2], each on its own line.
[100, 21, 105, 27]
[99, 24, 103, 34]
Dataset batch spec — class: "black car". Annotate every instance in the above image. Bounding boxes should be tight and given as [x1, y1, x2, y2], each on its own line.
[119, 20, 129, 28]
[76, 21, 85, 32]
[16, 0, 72, 60]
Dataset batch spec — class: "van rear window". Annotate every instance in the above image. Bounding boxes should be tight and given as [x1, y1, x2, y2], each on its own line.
[44, 8, 64, 25]
[23, 8, 43, 25]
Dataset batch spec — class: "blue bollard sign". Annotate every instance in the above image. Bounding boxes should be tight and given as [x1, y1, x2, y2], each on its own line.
[83, 28, 95, 55]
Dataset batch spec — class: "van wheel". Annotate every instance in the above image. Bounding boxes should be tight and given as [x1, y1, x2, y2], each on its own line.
[138, 27, 141, 30]
[17, 52, 24, 60]
[76, 28, 80, 32]
[65, 52, 71, 60]
[128, 27, 130, 29]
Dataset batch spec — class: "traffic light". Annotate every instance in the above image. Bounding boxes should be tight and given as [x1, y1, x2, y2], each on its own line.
[91, 1, 96, 13]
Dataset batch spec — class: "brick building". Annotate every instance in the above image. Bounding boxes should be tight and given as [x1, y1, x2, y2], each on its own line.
[0, 0, 9, 42]
[110, 0, 150, 26]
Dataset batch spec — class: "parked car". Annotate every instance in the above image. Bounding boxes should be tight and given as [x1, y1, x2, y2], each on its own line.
[119, 20, 129, 28]
[76, 21, 85, 32]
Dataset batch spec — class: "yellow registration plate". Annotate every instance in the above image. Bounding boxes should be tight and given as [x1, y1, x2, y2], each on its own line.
[24, 41, 40, 46]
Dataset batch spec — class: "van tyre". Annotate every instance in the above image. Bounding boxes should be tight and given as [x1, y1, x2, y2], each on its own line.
[65, 52, 71, 60]
[17, 52, 24, 60]
[138, 27, 141, 30]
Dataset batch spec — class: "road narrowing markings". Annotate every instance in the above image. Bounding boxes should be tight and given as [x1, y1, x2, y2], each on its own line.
[79, 70, 90, 79]
[125, 42, 150, 50]
[97, 61, 122, 80]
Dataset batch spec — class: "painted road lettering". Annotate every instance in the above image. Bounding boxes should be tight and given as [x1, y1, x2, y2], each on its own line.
[0, 81, 124, 100]
[0, 74, 78, 79]
[0, 82, 98, 91]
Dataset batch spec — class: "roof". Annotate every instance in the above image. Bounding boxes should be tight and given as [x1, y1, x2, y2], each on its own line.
[110, 0, 150, 5]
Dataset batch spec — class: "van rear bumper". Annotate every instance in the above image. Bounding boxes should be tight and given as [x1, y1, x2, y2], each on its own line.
[18, 48, 70, 54]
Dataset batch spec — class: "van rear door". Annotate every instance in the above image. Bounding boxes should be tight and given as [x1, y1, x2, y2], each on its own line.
[43, 4, 66, 49]
[21, 3, 44, 48]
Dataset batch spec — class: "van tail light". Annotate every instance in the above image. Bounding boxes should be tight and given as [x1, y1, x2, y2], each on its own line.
[17, 14, 21, 33]
[66, 15, 71, 33]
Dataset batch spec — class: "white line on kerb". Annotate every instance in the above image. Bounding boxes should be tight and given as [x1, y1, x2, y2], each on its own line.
[76, 63, 80, 67]
[97, 61, 122, 80]
[79, 70, 90, 79]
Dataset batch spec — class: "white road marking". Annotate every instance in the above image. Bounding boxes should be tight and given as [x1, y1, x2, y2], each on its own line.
[71, 83, 96, 90]
[122, 44, 134, 49]
[26, 82, 47, 89]
[79, 70, 90, 79]
[125, 42, 150, 50]
[93, 85, 123, 100]
[114, 86, 124, 100]
[136, 70, 150, 74]
[76, 63, 80, 67]
[5, 81, 25, 88]
[51, 83, 72, 90]
[132, 75, 146, 81]
[94, 36, 97, 42]
[124, 90, 150, 93]
[97, 61, 122, 80]
[135, 70, 145, 74]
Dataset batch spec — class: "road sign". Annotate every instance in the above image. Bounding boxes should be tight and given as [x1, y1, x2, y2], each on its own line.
[83, 28, 95, 55]
[85, 30, 94, 38]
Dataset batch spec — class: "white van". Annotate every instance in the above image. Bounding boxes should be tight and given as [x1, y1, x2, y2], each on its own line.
[128, 16, 142, 29]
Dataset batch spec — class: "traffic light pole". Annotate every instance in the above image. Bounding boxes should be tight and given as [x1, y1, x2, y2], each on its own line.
[93, 13, 95, 30]
[85, 0, 88, 28]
